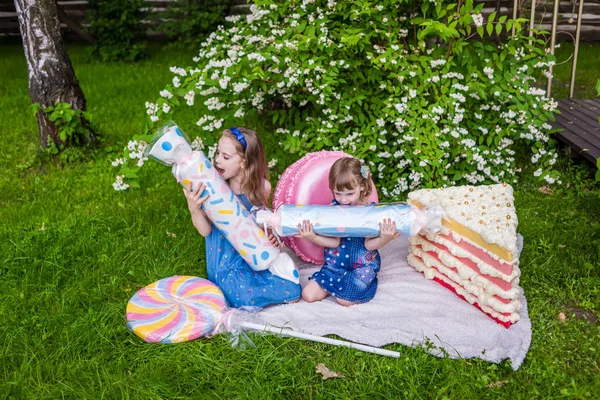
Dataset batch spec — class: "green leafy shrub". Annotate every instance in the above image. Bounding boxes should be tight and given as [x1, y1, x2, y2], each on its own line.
[115, 0, 561, 199]
[87, 0, 147, 62]
[31, 101, 94, 153]
[154, 0, 232, 47]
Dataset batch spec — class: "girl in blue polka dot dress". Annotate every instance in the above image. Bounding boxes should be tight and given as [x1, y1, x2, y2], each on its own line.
[299, 157, 401, 306]
[183, 127, 301, 308]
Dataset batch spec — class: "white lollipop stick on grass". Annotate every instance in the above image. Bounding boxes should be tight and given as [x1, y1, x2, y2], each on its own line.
[240, 322, 401, 358]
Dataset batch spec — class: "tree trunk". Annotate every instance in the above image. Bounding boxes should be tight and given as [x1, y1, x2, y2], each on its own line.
[14, 0, 92, 149]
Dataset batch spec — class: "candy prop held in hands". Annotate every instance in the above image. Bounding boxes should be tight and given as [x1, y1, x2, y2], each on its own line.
[126, 276, 225, 343]
[127, 276, 400, 357]
[273, 151, 378, 264]
[257, 203, 443, 239]
[147, 121, 299, 284]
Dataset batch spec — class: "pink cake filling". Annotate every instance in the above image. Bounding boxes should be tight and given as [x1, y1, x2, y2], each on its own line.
[428, 232, 514, 277]
[421, 237, 514, 291]
[419, 247, 512, 305]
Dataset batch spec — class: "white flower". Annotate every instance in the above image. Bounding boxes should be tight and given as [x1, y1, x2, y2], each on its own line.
[268, 158, 277, 168]
[207, 144, 217, 160]
[472, 13, 484, 27]
[160, 90, 173, 99]
[191, 137, 204, 151]
[185, 90, 195, 106]
[483, 67, 494, 79]
[219, 77, 231, 89]
[173, 76, 181, 88]
[113, 175, 129, 191]
[162, 104, 171, 113]
[111, 158, 126, 167]
[234, 107, 245, 118]
[169, 66, 187, 77]
[409, 89, 417, 98]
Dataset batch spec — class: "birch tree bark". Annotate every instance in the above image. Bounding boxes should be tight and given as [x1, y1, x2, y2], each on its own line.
[14, 0, 93, 148]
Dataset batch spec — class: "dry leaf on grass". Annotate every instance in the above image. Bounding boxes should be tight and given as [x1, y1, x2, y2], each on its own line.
[538, 186, 554, 195]
[166, 231, 177, 238]
[315, 363, 344, 380]
[485, 380, 508, 388]
[558, 312, 566, 323]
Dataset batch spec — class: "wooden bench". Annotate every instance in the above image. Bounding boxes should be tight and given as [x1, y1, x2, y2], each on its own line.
[553, 99, 600, 163]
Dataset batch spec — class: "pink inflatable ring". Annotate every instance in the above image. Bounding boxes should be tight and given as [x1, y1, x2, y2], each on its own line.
[273, 151, 378, 264]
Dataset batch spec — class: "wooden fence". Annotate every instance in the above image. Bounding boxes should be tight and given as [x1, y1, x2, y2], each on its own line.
[0, 0, 247, 40]
[1, 0, 599, 41]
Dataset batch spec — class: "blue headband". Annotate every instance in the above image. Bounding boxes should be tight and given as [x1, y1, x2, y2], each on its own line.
[229, 127, 247, 150]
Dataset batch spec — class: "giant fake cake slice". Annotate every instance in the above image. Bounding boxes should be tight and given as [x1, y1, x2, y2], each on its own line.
[407, 183, 522, 328]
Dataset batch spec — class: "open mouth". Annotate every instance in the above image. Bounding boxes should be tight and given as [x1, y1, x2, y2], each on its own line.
[216, 167, 225, 175]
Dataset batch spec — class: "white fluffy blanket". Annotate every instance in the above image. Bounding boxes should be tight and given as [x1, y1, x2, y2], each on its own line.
[249, 235, 531, 370]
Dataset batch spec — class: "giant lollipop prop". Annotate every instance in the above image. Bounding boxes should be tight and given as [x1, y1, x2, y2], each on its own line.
[127, 276, 400, 357]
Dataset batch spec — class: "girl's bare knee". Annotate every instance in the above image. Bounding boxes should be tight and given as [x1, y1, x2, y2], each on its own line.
[336, 298, 358, 307]
[302, 282, 327, 303]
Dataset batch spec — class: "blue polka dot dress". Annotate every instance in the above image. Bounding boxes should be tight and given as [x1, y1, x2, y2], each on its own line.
[205, 194, 301, 308]
[309, 201, 382, 303]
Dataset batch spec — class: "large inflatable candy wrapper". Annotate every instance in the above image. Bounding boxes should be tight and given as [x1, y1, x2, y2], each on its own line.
[146, 121, 299, 284]
[272, 150, 380, 264]
[257, 203, 443, 240]
[271, 150, 442, 264]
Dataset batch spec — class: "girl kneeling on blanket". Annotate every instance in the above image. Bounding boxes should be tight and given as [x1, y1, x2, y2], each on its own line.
[299, 157, 401, 306]
[183, 127, 301, 308]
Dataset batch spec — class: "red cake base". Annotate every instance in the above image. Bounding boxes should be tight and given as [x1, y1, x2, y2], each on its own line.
[433, 277, 512, 329]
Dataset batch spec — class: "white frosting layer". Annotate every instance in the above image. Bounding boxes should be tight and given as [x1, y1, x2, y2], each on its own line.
[408, 255, 521, 324]
[409, 246, 522, 314]
[408, 183, 518, 260]
[411, 234, 521, 283]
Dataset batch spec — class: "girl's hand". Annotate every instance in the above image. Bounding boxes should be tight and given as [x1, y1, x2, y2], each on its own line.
[297, 220, 317, 241]
[268, 232, 281, 248]
[184, 182, 209, 214]
[379, 218, 401, 244]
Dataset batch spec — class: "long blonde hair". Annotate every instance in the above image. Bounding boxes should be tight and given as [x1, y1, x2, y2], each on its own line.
[328, 157, 373, 202]
[222, 127, 269, 207]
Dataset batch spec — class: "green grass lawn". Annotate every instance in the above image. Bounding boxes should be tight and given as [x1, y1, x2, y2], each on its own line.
[551, 41, 600, 99]
[1, 41, 599, 399]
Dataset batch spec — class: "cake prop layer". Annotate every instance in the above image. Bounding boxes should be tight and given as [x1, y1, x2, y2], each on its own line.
[147, 121, 299, 284]
[256, 203, 443, 238]
[407, 183, 522, 328]
[272, 151, 379, 264]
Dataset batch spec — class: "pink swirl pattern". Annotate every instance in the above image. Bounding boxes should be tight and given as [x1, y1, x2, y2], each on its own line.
[126, 276, 226, 343]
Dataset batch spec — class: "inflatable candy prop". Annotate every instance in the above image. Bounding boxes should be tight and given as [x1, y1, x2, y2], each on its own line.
[273, 151, 378, 264]
[127, 276, 400, 357]
[257, 203, 443, 239]
[126, 276, 225, 343]
[147, 121, 299, 284]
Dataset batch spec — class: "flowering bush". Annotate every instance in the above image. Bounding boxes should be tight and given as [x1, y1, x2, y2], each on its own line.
[115, 0, 561, 199]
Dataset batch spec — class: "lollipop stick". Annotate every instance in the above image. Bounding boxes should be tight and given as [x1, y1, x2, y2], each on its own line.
[240, 322, 400, 358]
